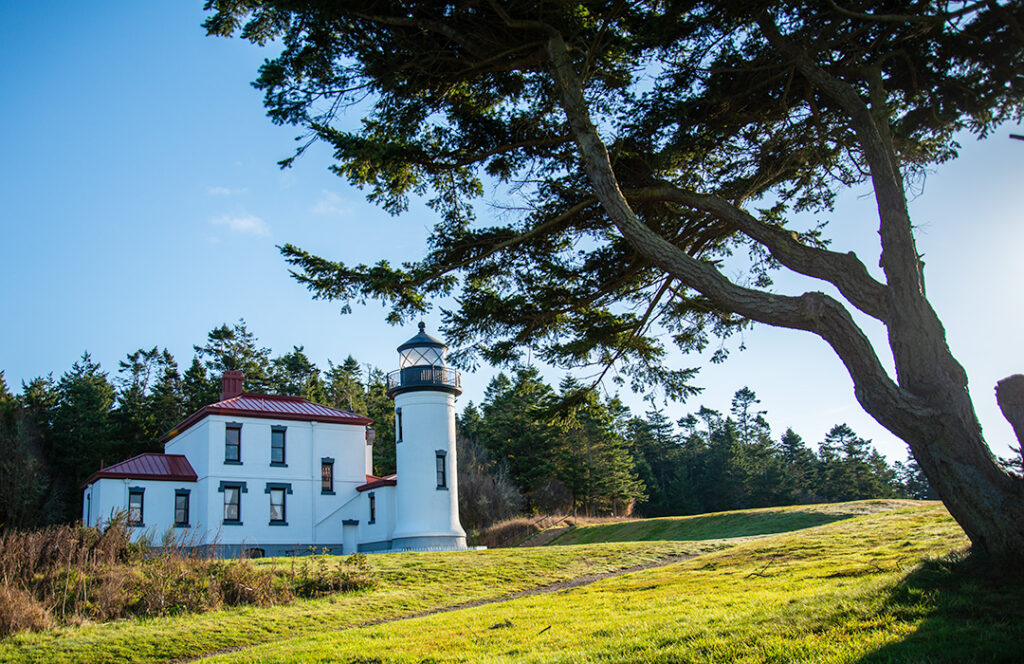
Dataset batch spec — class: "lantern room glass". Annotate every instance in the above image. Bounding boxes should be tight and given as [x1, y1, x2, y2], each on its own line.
[399, 345, 446, 369]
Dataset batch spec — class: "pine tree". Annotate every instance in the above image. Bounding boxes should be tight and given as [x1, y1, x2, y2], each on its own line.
[49, 353, 115, 523]
[194, 320, 273, 392]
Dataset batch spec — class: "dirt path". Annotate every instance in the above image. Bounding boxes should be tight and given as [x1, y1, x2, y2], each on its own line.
[176, 552, 697, 663]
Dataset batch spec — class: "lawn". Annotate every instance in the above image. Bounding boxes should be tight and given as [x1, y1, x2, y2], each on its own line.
[5, 500, 1010, 664]
[549, 498, 923, 545]
[0, 539, 717, 664]
[197, 504, 1017, 664]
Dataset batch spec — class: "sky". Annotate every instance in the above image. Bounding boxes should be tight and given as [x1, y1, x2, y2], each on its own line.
[1, 3, 1021, 463]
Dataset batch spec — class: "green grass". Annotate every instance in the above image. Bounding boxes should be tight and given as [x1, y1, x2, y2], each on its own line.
[0, 539, 721, 664]
[549, 499, 924, 545]
[202, 504, 1009, 664]
[5, 500, 1008, 664]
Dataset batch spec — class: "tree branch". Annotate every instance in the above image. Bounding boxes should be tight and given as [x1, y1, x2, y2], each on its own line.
[624, 185, 891, 323]
[824, 0, 987, 24]
[545, 33, 935, 438]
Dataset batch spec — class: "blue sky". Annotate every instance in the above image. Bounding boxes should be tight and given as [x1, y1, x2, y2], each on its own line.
[1, 2, 1021, 462]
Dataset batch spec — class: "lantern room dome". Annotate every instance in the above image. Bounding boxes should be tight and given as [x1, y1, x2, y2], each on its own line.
[387, 322, 461, 398]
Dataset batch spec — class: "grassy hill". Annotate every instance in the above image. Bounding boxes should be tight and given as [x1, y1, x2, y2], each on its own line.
[4, 500, 1020, 663]
[549, 499, 923, 545]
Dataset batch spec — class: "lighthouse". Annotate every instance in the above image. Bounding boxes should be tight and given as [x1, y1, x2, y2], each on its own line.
[386, 322, 467, 551]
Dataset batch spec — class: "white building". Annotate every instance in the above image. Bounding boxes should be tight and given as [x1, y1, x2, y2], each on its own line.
[81, 324, 467, 556]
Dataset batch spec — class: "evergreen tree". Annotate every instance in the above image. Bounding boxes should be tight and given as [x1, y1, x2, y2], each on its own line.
[324, 356, 366, 413]
[478, 368, 560, 499]
[0, 374, 47, 527]
[270, 345, 326, 401]
[364, 367, 395, 475]
[181, 357, 218, 414]
[49, 354, 115, 523]
[194, 320, 272, 392]
[112, 347, 181, 458]
[895, 455, 939, 500]
[555, 382, 645, 516]
[778, 428, 818, 503]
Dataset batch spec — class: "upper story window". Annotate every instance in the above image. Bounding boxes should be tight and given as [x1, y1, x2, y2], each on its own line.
[321, 458, 335, 494]
[368, 491, 376, 524]
[271, 426, 287, 466]
[128, 488, 144, 526]
[174, 490, 190, 527]
[396, 408, 403, 443]
[436, 450, 447, 489]
[225, 423, 242, 464]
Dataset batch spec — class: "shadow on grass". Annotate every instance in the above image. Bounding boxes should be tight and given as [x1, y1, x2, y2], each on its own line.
[553, 508, 859, 544]
[857, 551, 1024, 663]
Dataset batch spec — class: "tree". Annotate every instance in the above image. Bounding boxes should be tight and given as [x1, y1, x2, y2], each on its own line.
[49, 354, 115, 522]
[270, 345, 327, 401]
[112, 347, 182, 457]
[207, 2, 1024, 559]
[194, 320, 272, 392]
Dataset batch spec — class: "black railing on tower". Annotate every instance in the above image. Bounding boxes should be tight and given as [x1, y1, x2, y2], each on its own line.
[387, 366, 461, 394]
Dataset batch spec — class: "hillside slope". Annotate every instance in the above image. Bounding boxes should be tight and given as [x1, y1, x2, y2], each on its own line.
[200, 504, 1023, 664]
[550, 499, 925, 545]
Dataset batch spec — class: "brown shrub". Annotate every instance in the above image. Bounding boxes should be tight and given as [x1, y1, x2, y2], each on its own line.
[0, 520, 378, 636]
[0, 585, 51, 637]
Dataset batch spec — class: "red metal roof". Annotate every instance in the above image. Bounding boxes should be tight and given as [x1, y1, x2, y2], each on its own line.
[356, 474, 397, 491]
[161, 392, 373, 443]
[82, 453, 197, 487]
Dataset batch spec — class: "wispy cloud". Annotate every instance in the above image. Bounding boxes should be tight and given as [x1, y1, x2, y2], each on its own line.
[311, 190, 352, 216]
[210, 214, 270, 237]
[206, 186, 248, 196]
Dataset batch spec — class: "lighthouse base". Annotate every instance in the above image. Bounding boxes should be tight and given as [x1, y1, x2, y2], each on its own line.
[389, 534, 467, 552]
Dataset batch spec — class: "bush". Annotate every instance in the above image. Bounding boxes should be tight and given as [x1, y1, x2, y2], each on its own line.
[291, 551, 377, 598]
[0, 521, 379, 638]
[0, 585, 50, 636]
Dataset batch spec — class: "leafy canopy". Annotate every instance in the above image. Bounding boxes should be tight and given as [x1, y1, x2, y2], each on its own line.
[204, 1, 1023, 400]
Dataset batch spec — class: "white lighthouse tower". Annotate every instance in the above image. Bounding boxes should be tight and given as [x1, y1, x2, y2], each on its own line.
[386, 323, 467, 551]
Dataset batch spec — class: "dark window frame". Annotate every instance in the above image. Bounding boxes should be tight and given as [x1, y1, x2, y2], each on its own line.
[225, 422, 242, 465]
[218, 480, 247, 525]
[321, 457, 335, 494]
[435, 449, 448, 489]
[368, 491, 376, 524]
[396, 408, 403, 443]
[128, 487, 144, 526]
[270, 425, 287, 466]
[174, 489, 190, 527]
[269, 488, 286, 524]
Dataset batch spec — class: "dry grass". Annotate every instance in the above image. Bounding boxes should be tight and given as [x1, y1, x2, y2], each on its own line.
[477, 513, 635, 548]
[0, 518, 375, 638]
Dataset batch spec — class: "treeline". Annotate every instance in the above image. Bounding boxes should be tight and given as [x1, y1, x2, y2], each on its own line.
[455, 369, 935, 531]
[1, 322, 934, 532]
[0, 321, 399, 527]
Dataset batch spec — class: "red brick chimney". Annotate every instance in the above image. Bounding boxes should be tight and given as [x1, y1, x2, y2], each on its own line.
[221, 370, 244, 401]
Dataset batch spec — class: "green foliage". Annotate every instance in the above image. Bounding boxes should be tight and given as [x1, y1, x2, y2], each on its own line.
[290, 551, 377, 598]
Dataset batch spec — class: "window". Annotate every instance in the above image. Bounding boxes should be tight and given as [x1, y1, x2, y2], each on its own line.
[436, 450, 447, 489]
[396, 408, 403, 443]
[174, 490, 190, 527]
[264, 482, 292, 525]
[269, 488, 286, 523]
[128, 488, 144, 526]
[321, 458, 334, 494]
[271, 426, 286, 466]
[368, 492, 376, 524]
[225, 423, 242, 463]
[223, 486, 241, 523]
